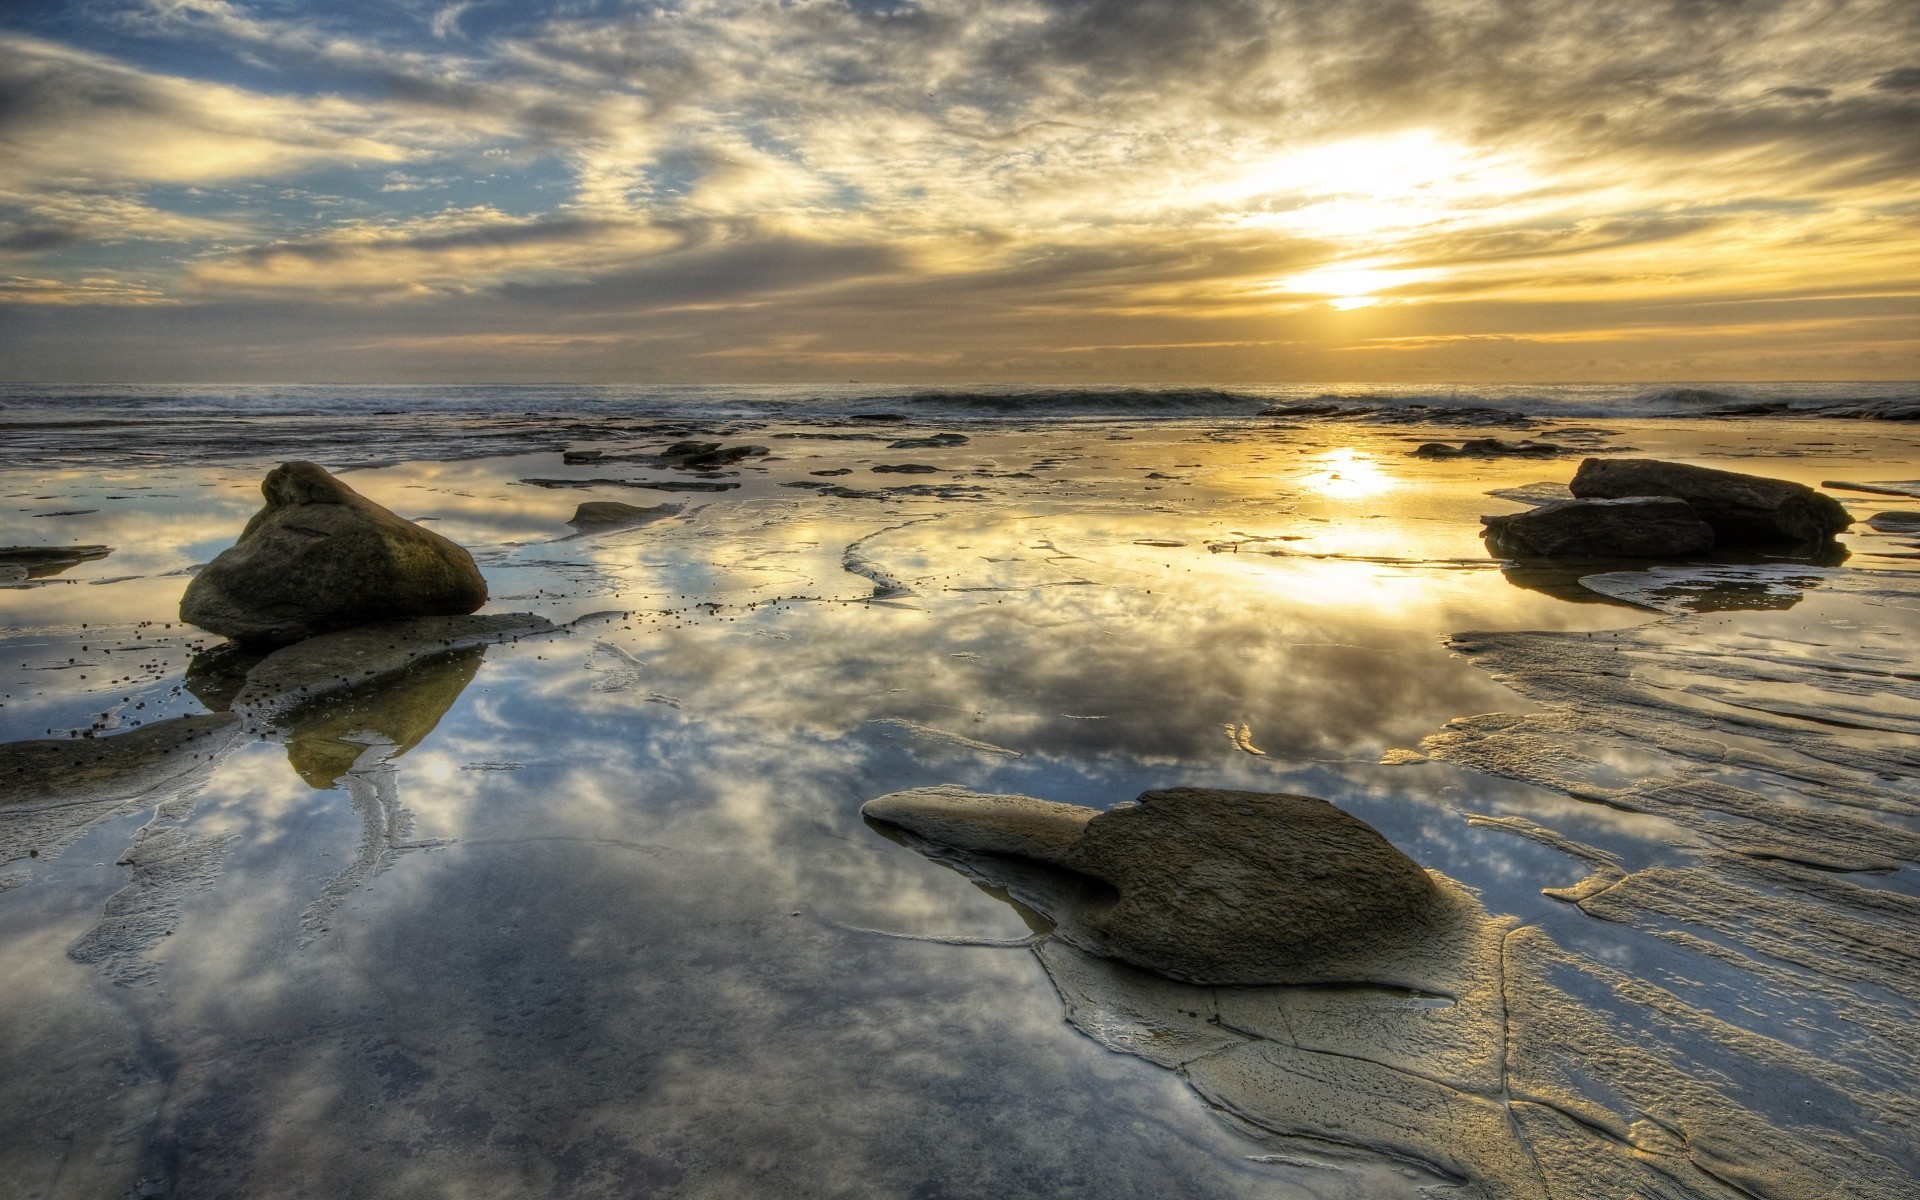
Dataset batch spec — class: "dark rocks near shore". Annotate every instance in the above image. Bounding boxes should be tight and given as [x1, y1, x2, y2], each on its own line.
[863, 785, 1441, 986]
[1481, 457, 1852, 560]
[887, 433, 970, 450]
[521, 477, 738, 492]
[1571, 457, 1851, 545]
[180, 462, 488, 646]
[871, 463, 941, 474]
[561, 443, 769, 471]
[1412, 438, 1569, 459]
[1481, 497, 1715, 558]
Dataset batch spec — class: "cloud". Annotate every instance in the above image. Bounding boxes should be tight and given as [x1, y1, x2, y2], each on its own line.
[0, 34, 411, 187]
[0, 0, 1915, 379]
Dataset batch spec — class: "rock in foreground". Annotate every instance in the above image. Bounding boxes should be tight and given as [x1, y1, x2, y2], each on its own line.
[1571, 457, 1850, 544]
[864, 785, 1441, 985]
[181, 462, 488, 645]
[1481, 496, 1715, 558]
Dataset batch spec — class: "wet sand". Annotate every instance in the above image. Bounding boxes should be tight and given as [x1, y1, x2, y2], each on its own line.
[2, 410, 1918, 1198]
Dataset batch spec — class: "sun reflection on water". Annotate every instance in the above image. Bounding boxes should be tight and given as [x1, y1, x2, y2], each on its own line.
[1297, 448, 1397, 499]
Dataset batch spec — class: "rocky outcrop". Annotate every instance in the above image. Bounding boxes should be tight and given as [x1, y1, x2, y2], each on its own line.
[1570, 458, 1851, 544]
[1481, 496, 1715, 558]
[180, 462, 488, 645]
[863, 785, 1442, 985]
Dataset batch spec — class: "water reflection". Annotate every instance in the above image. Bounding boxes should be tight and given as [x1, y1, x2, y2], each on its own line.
[270, 647, 484, 789]
[3, 416, 1918, 1198]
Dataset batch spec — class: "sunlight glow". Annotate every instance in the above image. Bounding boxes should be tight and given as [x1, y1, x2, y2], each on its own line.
[1275, 262, 1444, 309]
[1217, 130, 1543, 241]
[1296, 449, 1397, 500]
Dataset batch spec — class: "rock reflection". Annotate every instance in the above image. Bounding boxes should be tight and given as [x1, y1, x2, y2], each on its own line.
[269, 646, 484, 789]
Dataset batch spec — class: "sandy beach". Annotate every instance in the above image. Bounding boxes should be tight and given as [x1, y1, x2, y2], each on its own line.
[2, 389, 1917, 1198]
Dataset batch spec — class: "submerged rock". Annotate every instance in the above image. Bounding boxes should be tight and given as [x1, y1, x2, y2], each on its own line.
[180, 461, 488, 645]
[1481, 496, 1715, 558]
[566, 501, 683, 530]
[863, 785, 1442, 985]
[1570, 457, 1851, 544]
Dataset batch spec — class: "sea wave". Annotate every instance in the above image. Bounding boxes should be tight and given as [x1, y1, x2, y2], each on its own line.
[0, 381, 1914, 469]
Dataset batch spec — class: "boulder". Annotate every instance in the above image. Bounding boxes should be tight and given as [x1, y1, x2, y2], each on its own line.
[1481, 496, 1715, 558]
[180, 461, 488, 645]
[863, 785, 1442, 985]
[1570, 458, 1851, 544]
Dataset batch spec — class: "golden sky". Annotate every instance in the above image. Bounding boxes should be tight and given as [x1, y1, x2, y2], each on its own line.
[1, 0, 1916, 382]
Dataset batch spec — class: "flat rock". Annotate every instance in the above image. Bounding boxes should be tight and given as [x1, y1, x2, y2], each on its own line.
[1481, 496, 1715, 558]
[229, 612, 558, 719]
[0, 545, 111, 584]
[566, 501, 683, 529]
[1571, 457, 1850, 544]
[863, 785, 1443, 985]
[871, 463, 941, 474]
[1866, 510, 1920, 533]
[181, 462, 488, 645]
[0, 714, 242, 809]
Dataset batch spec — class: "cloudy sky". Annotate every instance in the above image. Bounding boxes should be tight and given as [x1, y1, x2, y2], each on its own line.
[1, 0, 1916, 383]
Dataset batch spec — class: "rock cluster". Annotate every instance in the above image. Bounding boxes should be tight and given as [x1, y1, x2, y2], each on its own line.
[1481, 457, 1851, 559]
[180, 461, 488, 645]
[1571, 457, 1851, 545]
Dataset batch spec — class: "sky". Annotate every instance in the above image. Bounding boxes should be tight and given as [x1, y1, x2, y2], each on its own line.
[0, 0, 1916, 384]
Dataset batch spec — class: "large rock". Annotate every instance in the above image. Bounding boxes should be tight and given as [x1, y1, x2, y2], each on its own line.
[180, 462, 488, 645]
[1481, 496, 1715, 558]
[863, 785, 1442, 985]
[1570, 458, 1851, 544]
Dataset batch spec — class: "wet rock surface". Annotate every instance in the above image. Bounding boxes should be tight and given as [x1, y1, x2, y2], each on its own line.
[1571, 457, 1851, 544]
[1481, 496, 1716, 558]
[864, 786, 1442, 985]
[181, 461, 488, 645]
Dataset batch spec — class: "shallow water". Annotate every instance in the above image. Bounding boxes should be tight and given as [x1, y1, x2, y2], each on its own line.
[4, 409, 1918, 1198]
